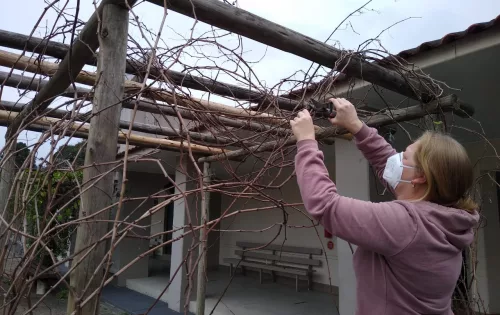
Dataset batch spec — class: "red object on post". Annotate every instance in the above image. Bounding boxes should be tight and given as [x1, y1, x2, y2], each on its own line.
[327, 241, 334, 250]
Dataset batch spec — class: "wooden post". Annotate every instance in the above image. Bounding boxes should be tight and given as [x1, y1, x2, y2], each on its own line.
[66, 3, 129, 315]
[0, 0, 131, 277]
[0, 141, 16, 250]
[196, 162, 211, 315]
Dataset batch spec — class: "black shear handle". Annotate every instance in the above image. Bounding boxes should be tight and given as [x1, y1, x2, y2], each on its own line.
[309, 100, 337, 119]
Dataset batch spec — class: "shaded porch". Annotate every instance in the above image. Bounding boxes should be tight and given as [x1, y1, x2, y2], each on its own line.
[124, 269, 339, 315]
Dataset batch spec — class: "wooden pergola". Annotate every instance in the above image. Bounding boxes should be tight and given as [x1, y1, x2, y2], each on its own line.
[0, 0, 475, 314]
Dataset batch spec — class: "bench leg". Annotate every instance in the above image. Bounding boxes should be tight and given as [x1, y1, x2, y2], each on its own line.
[295, 275, 299, 292]
[308, 274, 312, 291]
[241, 266, 246, 276]
[259, 269, 263, 284]
[271, 271, 276, 282]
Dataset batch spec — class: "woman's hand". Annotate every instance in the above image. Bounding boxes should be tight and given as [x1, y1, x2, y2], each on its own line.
[290, 109, 315, 142]
[329, 98, 363, 134]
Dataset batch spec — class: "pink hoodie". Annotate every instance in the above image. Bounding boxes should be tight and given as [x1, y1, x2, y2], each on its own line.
[295, 124, 479, 315]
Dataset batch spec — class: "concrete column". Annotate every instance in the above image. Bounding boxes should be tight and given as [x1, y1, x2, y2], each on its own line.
[166, 158, 200, 312]
[111, 171, 164, 286]
[334, 139, 370, 315]
[474, 171, 500, 314]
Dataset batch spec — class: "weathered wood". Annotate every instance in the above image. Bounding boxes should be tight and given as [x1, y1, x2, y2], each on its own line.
[0, 49, 279, 122]
[0, 101, 248, 147]
[199, 94, 473, 163]
[0, 109, 228, 155]
[0, 2, 138, 286]
[236, 241, 323, 255]
[0, 29, 303, 111]
[4, 0, 135, 140]
[67, 5, 130, 314]
[0, 71, 344, 142]
[234, 250, 322, 267]
[146, 0, 436, 102]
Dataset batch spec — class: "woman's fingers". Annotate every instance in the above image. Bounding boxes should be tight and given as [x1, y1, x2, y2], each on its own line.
[329, 98, 341, 110]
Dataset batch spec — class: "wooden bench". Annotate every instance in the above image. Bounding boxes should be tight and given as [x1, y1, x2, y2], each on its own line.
[223, 241, 322, 292]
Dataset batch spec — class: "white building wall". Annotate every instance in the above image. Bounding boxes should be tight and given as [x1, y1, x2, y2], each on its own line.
[463, 138, 500, 314]
[218, 149, 340, 287]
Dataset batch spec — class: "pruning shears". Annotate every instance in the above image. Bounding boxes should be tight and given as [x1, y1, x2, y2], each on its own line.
[308, 99, 337, 119]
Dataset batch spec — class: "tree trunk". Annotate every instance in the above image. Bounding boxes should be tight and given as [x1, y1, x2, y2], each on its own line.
[66, 4, 129, 315]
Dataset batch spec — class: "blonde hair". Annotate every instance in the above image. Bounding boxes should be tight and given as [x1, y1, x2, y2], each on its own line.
[413, 131, 477, 213]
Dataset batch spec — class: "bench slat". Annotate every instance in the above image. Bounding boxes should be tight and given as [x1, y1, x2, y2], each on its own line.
[234, 250, 321, 267]
[224, 258, 309, 276]
[236, 241, 322, 255]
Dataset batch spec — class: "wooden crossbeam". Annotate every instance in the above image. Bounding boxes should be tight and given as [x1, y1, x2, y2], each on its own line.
[0, 101, 249, 147]
[0, 49, 279, 122]
[0, 71, 293, 139]
[198, 94, 474, 163]
[0, 109, 227, 155]
[0, 29, 304, 111]
[146, 0, 437, 103]
[0, 62, 351, 141]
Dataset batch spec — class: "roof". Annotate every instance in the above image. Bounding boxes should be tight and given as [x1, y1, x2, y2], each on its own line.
[282, 14, 500, 100]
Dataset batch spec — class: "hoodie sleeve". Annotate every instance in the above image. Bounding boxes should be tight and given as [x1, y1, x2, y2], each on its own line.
[354, 124, 397, 187]
[295, 139, 417, 256]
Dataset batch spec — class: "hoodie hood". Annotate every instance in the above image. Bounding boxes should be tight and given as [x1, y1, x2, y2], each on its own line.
[418, 201, 480, 250]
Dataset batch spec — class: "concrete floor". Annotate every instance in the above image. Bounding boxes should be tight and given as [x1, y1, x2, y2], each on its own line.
[126, 273, 170, 303]
[126, 270, 339, 315]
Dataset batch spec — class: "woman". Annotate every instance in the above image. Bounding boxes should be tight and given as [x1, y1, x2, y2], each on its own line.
[290, 98, 479, 315]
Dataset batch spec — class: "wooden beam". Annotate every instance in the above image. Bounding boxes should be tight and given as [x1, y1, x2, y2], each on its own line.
[146, 0, 436, 103]
[4, 0, 136, 139]
[0, 71, 347, 142]
[198, 95, 473, 163]
[0, 49, 279, 122]
[67, 5, 130, 314]
[0, 29, 303, 111]
[0, 71, 294, 139]
[0, 109, 227, 155]
[0, 101, 246, 147]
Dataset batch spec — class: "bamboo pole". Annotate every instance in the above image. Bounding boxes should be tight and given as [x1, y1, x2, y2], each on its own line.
[0, 70, 350, 142]
[0, 29, 304, 111]
[0, 49, 280, 122]
[0, 110, 228, 155]
[0, 71, 292, 138]
[0, 101, 249, 147]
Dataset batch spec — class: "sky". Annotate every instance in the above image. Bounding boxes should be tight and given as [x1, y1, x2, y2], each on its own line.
[0, 0, 499, 159]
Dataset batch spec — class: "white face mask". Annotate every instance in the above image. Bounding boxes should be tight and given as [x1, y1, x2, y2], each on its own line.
[382, 152, 414, 190]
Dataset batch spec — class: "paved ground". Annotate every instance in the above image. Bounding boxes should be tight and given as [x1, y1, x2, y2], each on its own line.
[7, 286, 178, 315]
[101, 285, 189, 315]
[194, 270, 339, 315]
[9, 295, 125, 315]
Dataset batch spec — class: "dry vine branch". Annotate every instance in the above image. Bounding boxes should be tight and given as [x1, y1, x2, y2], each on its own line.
[0, 1, 493, 315]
